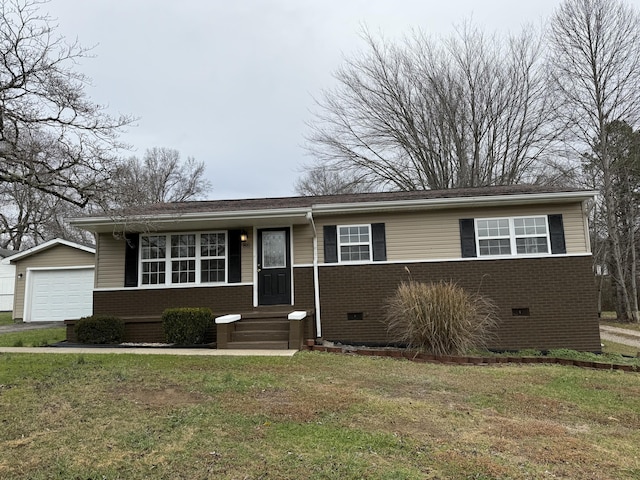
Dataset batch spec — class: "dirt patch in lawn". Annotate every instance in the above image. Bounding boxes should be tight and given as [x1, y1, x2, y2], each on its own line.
[227, 384, 362, 423]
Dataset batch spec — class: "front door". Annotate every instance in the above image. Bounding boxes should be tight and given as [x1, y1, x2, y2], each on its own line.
[257, 228, 291, 305]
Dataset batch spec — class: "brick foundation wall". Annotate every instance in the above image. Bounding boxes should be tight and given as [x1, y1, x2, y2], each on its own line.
[318, 256, 601, 352]
[93, 285, 255, 318]
[293, 267, 316, 338]
[86, 271, 317, 343]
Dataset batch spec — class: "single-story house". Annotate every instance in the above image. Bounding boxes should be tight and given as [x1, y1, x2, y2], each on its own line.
[0, 248, 18, 312]
[68, 185, 601, 351]
[9, 239, 95, 322]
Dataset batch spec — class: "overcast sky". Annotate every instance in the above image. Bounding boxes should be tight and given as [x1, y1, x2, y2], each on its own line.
[46, 0, 561, 200]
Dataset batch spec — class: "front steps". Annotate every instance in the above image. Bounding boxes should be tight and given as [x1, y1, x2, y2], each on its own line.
[216, 310, 310, 350]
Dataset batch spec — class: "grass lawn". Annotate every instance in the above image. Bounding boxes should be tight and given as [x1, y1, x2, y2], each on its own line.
[0, 352, 639, 479]
[601, 339, 640, 357]
[601, 320, 640, 332]
[0, 327, 65, 347]
[0, 312, 13, 326]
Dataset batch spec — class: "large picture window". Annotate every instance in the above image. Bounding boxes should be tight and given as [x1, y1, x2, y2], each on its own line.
[140, 232, 227, 286]
[476, 216, 550, 257]
[338, 225, 371, 262]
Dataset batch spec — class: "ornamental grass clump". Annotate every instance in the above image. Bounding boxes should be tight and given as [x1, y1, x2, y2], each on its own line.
[385, 280, 498, 355]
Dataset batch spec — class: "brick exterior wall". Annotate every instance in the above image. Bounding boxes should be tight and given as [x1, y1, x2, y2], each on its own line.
[94, 285, 255, 317]
[86, 270, 317, 343]
[318, 256, 601, 352]
[85, 259, 599, 351]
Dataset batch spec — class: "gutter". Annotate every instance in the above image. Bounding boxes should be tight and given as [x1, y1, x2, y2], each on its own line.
[306, 211, 322, 338]
[310, 191, 600, 215]
[69, 207, 312, 229]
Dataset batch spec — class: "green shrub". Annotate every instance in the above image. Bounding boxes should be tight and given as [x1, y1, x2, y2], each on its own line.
[75, 315, 125, 344]
[162, 307, 214, 345]
[384, 280, 498, 355]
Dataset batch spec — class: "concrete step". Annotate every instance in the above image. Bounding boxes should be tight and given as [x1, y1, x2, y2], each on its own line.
[227, 340, 290, 350]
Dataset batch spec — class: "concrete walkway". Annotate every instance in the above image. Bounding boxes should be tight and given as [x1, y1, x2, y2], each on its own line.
[0, 346, 298, 356]
[600, 325, 640, 350]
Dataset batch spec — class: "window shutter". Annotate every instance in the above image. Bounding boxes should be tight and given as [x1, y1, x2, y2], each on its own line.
[228, 229, 242, 283]
[323, 225, 338, 263]
[459, 219, 477, 258]
[371, 223, 387, 261]
[124, 233, 139, 287]
[548, 214, 566, 254]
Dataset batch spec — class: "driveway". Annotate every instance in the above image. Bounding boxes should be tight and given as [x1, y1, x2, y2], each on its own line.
[0, 321, 64, 334]
[600, 325, 640, 350]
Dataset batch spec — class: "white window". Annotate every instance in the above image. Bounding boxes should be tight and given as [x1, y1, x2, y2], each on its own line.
[338, 225, 371, 262]
[141, 235, 167, 285]
[476, 216, 549, 257]
[171, 234, 196, 283]
[140, 232, 227, 286]
[200, 233, 226, 283]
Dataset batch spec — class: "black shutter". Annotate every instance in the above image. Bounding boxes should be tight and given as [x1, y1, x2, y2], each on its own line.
[124, 233, 139, 287]
[459, 219, 477, 258]
[323, 225, 338, 263]
[548, 214, 566, 254]
[228, 229, 242, 283]
[371, 223, 387, 261]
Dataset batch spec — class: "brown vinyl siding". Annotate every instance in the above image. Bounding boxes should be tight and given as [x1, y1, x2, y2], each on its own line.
[13, 245, 95, 320]
[318, 255, 600, 352]
[292, 224, 314, 265]
[240, 229, 253, 283]
[94, 203, 588, 286]
[96, 233, 125, 289]
[315, 202, 588, 263]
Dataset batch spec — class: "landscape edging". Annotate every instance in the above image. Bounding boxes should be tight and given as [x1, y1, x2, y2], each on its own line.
[302, 345, 638, 372]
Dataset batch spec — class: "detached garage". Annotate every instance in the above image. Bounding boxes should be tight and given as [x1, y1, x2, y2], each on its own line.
[9, 239, 95, 322]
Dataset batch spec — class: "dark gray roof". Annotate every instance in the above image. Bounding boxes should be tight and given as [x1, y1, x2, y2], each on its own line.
[119, 185, 589, 217]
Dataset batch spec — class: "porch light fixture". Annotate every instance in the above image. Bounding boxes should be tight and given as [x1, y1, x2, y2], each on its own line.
[240, 230, 248, 243]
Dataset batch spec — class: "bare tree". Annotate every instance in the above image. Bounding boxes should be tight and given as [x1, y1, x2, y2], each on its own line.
[0, 0, 132, 207]
[0, 181, 93, 250]
[549, 0, 640, 321]
[295, 165, 371, 196]
[107, 148, 212, 207]
[303, 24, 558, 192]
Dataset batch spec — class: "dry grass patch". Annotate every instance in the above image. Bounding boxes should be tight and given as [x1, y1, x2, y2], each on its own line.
[1, 352, 640, 479]
[113, 385, 208, 409]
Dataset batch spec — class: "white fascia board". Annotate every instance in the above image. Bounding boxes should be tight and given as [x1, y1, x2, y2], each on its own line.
[8, 238, 95, 263]
[310, 191, 599, 215]
[69, 208, 312, 231]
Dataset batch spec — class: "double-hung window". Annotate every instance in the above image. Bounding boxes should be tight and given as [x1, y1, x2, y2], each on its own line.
[200, 233, 226, 283]
[141, 235, 167, 285]
[171, 234, 196, 283]
[140, 232, 227, 285]
[338, 225, 371, 262]
[476, 216, 550, 257]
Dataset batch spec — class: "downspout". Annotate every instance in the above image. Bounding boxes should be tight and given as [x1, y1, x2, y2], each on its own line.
[306, 211, 322, 338]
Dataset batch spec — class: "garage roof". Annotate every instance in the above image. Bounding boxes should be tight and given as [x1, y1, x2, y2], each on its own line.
[8, 239, 95, 263]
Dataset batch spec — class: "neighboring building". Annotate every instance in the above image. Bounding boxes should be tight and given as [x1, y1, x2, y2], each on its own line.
[0, 248, 17, 312]
[69, 185, 601, 351]
[9, 239, 95, 322]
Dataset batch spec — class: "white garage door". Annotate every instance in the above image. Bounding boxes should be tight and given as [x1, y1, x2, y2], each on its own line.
[27, 268, 94, 322]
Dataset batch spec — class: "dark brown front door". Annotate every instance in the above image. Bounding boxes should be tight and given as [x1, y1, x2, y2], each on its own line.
[257, 228, 291, 305]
